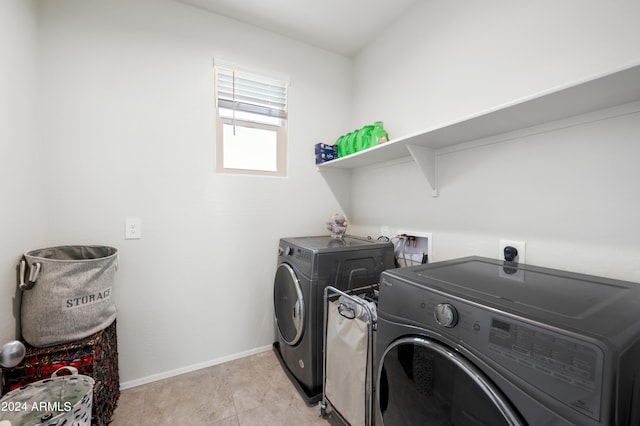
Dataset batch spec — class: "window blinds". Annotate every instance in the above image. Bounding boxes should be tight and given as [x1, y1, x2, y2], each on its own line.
[216, 67, 288, 120]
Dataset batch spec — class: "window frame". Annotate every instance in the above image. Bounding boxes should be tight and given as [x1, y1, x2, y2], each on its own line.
[214, 64, 288, 177]
[215, 115, 287, 177]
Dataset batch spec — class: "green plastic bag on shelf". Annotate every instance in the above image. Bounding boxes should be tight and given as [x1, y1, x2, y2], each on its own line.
[355, 125, 374, 152]
[344, 131, 357, 156]
[370, 121, 389, 145]
[335, 134, 346, 157]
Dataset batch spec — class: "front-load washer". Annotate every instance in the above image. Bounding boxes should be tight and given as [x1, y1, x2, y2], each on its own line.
[375, 256, 640, 425]
[274, 235, 395, 404]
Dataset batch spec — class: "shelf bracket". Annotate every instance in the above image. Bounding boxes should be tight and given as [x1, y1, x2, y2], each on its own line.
[317, 168, 353, 215]
[406, 144, 438, 197]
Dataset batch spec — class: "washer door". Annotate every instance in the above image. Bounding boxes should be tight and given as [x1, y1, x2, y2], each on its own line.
[377, 336, 523, 426]
[274, 263, 305, 346]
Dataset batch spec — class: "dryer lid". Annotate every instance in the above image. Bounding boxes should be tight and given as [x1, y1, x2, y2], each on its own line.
[382, 256, 640, 339]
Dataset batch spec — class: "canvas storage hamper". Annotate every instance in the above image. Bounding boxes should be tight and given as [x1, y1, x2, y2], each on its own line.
[20, 245, 118, 347]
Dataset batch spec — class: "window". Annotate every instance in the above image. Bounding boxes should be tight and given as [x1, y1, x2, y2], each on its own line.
[215, 64, 288, 176]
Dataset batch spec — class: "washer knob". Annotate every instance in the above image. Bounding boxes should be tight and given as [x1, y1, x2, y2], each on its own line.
[434, 303, 458, 328]
[278, 246, 293, 256]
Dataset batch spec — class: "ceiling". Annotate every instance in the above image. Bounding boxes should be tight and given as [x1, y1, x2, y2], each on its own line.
[175, 0, 420, 57]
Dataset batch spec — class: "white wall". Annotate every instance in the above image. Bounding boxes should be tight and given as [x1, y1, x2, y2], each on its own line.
[0, 1, 46, 345]
[349, 1, 640, 282]
[353, 0, 640, 137]
[35, 0, 350, 385]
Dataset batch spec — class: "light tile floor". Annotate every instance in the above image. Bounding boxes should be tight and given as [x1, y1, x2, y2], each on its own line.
[110, 350, 340, 426]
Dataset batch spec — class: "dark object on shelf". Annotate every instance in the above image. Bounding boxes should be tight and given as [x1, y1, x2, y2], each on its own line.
[315, 143, 337, 164]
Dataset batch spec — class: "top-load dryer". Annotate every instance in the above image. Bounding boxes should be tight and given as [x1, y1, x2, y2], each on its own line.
[273, 235, 395, 404]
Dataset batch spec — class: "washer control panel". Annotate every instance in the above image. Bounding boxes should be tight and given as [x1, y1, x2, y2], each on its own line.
[278, 245, 312, 264]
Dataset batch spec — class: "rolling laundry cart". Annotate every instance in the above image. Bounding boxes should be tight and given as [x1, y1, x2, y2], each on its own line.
[320, 285, 378, 426]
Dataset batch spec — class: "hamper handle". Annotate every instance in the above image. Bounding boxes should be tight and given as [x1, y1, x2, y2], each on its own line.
[29, 262, 41, 283]
[19, 259, 27, 290]
[18, 259, 41, 290]
[338, 303, 356, 319]
[52, 366, 79, 377]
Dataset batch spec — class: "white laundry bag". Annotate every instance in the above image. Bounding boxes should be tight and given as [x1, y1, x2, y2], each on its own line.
[325, 300, 370, 426]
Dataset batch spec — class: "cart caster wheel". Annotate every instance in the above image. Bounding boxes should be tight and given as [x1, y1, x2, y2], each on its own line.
[319, 402, 326, 417]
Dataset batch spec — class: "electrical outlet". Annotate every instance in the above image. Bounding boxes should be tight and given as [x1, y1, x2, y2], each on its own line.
[498, 240, 525, 264]
[125, 217, 141, 240]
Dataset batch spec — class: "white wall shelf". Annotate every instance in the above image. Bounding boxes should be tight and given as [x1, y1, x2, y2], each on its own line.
[318, 62, 640, 199]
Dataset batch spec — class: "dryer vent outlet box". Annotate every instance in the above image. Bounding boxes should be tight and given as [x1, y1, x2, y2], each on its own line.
[396, 231, 432, 267]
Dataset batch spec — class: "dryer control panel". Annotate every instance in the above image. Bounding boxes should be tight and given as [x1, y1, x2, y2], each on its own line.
[425, 295, 605, 422]
[484, 316, 604, 421]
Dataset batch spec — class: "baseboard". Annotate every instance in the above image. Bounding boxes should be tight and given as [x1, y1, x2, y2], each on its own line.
[119, 344, 272, 390]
